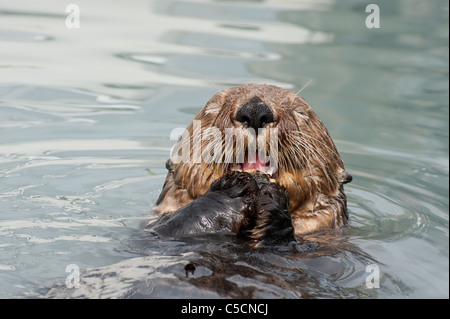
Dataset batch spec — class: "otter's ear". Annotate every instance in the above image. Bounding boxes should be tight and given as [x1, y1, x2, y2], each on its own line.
[165, 159, 175, 172]
[339, 171, 353, 184]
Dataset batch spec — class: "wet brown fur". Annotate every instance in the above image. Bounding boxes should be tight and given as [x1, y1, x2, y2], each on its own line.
[154, 84, 352, 235]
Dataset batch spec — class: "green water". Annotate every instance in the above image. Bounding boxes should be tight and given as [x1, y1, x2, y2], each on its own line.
[0, 0, 448, 298]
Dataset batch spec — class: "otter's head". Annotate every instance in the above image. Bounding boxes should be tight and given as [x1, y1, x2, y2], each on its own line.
[155, 84, 352, 216]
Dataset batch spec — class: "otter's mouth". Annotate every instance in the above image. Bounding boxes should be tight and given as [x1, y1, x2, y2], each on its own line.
[230, 153, 278, 182]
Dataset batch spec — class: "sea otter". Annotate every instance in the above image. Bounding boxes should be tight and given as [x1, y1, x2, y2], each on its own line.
[147, 84, 352, 245]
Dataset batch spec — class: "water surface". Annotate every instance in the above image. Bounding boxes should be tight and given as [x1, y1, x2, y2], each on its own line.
[0, 0, 448, 298]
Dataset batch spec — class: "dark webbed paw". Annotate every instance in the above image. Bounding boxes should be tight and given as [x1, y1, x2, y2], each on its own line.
[148, 170, 296, 246]
[148, 171, 258, 238]
[210, 171, 259, 198]
[250, 183, 295, 246]
[210, 171, 259, 235]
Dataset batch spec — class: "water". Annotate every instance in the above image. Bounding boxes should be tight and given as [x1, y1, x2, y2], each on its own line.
[0, 0, 448, 299]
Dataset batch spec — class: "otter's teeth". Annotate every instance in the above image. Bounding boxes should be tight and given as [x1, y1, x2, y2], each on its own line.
[230, 164, 243, 172]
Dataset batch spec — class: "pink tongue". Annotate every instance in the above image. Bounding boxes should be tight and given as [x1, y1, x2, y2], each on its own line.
[242, 157, 271, 174]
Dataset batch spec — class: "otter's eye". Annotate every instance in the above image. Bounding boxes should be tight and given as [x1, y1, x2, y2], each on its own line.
[295, 108, 308, 117]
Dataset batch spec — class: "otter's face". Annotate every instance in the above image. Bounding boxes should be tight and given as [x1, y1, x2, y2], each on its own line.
[201, 84, 321, 177]
[161, 84, 351, 215]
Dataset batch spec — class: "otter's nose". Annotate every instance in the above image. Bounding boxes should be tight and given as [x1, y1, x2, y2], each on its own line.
[235, 96, 274, 131]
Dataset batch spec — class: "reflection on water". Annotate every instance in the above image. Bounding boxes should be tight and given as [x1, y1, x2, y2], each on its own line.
[0, 0, 448, 298]
[45, 231, 381, 299]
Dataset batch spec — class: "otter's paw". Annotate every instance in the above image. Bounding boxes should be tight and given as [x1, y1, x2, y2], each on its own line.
[210, 171, 259, 198]
[148, 172, 259, 239]
[210, 171, 261, 236]
[250, 183, 296, 247]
